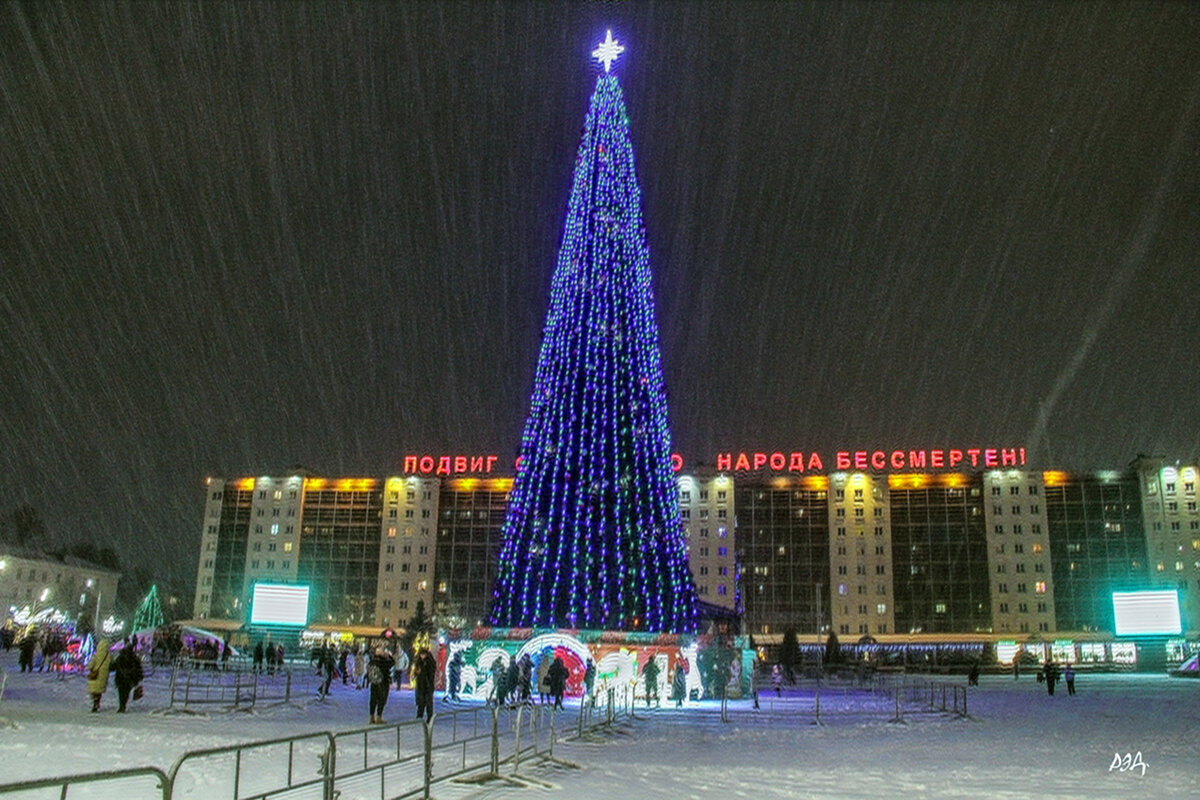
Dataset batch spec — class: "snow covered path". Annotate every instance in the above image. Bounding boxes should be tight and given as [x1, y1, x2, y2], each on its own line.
[1, 652, 1197, 799]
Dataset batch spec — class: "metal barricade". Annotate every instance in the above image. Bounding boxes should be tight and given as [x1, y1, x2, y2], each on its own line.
[166, 663, 260, 712]
[167, 731, 335, 800]
[331, 713, 435, 800]
[0, 766, 170, 800]
[2, 688, 639, 800]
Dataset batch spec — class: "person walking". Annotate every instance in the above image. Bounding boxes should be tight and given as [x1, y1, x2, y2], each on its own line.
[411, 646, 437, 722]
[642, 655, 660, 707]
[18, 631, 37, 673]
[1064, 664, 1076, 695]
[252, 640, 264, 673]
[505, 657, 520, 706]
[546, 655, 568, 710]
[518, 653, 534, 703]
[86, 638, 113, 712]
[672, 661, 687, 707]
[968, 661, 980, 686]
[367, 646, 395, 725]
[772, 663, 783, 696]
[491, 657, 508, 706]
[338, 647, 350, 685]
[317, 647, 337, 699]
[113, 639, 144, 712]
[447, 651, 463, 702]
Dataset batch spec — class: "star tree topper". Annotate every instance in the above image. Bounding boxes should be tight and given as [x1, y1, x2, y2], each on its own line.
[592, 29, 625, 72]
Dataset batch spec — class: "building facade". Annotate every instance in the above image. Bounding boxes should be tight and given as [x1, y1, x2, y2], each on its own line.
[1, 545, 120, 627]
[192, 458, 1199, 644]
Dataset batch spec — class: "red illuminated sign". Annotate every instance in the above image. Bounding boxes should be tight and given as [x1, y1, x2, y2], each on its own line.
[403, 455, 501, 475]
[715, 447, 1026, 474]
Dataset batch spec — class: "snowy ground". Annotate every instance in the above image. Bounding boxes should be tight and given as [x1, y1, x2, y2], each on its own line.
[1, 649, 1197, 799]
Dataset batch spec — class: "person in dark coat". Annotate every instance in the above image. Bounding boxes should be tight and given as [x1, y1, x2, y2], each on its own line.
[546, 655, 568, 710]
[672, 661, 687, 707]
[447, 652, 463, 702]
[338, 647, 350, 685]
[505, 657, 521, 706]
[18, 632, 37, 673]
[517, 653, 533, 703]
[490, 657, 508, 706]
[968, 661, 980, 686]
[411, 646, 437, 722]
[265, 641, 276, 675]
[1064, 664, 1076, 695]
[367, 646, 395, 724]
[113, 640, 144, 712]
[642, 656, 660, 707]
[317, 647, 337, 698]
[1045, 661, 1059, 696]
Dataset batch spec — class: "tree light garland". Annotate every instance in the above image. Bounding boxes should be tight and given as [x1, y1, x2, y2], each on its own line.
[489, 34, 698, 633]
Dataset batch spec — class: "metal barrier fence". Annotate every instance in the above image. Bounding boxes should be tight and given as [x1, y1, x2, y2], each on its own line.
[163, 662, 327, 713]
[167, 730, 334, 800]
[0, 691, 634, 800]
[166, 665, 261, 712]
[0, 766, 170, 800]
[718, 678, 970, 724]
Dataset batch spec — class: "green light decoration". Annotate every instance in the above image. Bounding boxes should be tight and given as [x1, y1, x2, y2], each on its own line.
[133, 584, 165, 632]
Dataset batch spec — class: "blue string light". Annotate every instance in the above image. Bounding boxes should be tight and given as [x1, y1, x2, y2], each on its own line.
[490, 38, 698, 634]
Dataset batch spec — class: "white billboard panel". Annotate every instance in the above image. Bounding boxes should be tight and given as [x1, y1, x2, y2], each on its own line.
[250, 583, 310, 627]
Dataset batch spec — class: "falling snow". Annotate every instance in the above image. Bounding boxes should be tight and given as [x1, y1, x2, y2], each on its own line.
[1, 4, 1198, 590]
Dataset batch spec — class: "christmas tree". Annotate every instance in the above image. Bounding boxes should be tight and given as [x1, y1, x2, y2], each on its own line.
[133, 584, 165, 631]
[490, 32, 698, 633]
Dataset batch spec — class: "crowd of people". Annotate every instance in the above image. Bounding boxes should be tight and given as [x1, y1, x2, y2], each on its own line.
[16, 626, 1075, 723]
[484, 651, 578, 710]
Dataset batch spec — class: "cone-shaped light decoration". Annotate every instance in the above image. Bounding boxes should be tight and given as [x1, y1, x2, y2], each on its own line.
[489, 32, 698, 633]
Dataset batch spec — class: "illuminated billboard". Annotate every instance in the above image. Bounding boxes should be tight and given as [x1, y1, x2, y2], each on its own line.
[1112, 590, 1181, 636]
[250, 583, 310, 627]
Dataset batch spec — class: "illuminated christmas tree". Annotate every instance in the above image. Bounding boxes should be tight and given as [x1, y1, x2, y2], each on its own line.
[133, 584, 164, 631]
[490, 32, 698, 633]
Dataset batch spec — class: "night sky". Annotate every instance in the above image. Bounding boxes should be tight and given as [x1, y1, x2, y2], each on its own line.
[2, 2, 1198, 589]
